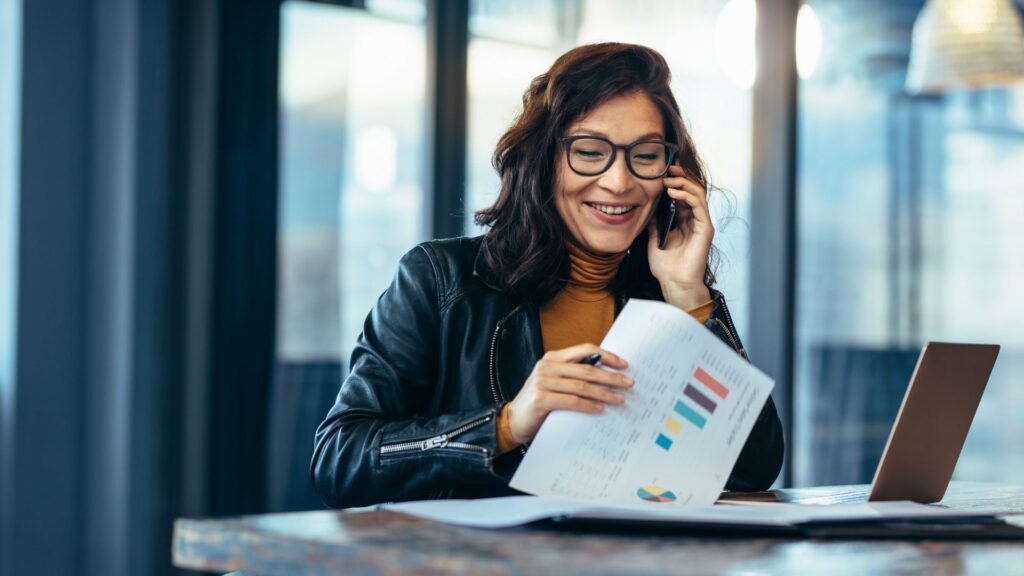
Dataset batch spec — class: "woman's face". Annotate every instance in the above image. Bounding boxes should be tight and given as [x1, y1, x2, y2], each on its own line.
[554, 91, 666, 256]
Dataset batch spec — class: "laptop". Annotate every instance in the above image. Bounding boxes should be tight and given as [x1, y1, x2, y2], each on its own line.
[722, 342, 1000, 505]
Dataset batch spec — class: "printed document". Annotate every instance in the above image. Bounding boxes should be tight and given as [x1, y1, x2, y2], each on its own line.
[385, 496, 994, 529]
[509, 299, 774, 507]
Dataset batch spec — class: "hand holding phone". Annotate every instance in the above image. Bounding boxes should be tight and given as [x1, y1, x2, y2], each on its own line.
[649, 165, 714, 310]
[655, 190, 677, 250]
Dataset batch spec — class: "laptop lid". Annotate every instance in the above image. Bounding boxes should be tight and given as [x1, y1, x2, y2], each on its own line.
[868, 342, 1000, 503]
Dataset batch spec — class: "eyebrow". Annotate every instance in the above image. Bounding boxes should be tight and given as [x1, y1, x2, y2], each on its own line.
[570, 128, 665, 141]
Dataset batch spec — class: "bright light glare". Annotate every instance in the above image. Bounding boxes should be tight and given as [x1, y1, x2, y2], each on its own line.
[716, 0, 757, 89]
[355, 126, 398, 193]
[797, 3, 822, 79]
[950, 0, 998, 35]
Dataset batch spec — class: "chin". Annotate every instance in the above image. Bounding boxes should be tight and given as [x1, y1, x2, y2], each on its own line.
[581, 233, 634, 255]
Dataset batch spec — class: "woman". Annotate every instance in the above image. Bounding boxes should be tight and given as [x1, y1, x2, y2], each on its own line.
[311, 42, 784, 509]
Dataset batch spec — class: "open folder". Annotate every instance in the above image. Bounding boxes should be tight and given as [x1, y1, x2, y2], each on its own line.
[384, 496, 1024, 539]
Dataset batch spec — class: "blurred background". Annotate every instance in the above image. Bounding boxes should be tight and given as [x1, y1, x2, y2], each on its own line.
[2, 0, 1023, 574]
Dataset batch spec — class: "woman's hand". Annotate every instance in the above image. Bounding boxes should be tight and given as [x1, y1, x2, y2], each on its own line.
[506, 344, 633, 444]
[647, 164, 713, 310]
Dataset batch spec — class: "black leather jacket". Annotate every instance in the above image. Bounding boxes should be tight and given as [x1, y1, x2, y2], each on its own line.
[311, 236, 784, 509]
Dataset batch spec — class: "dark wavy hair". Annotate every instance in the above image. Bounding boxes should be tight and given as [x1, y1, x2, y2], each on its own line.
[474, 42, 717, 304]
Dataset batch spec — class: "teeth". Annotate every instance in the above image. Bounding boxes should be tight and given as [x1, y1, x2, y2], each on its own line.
[591, 204, 634, 215]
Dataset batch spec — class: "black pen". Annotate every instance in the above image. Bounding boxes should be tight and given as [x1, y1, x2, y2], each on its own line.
[579, 353, 602, 366]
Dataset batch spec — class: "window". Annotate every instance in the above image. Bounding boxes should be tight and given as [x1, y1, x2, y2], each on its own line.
[271, 0, 429, 512]
[794, 0, 1024, 485]
[465, 0, 561, 234]
[278, 1, 427, 362]
[0, 0, 20, 396]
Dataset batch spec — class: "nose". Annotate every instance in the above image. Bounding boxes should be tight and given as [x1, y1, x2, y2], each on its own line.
[597, 152, 635, 194]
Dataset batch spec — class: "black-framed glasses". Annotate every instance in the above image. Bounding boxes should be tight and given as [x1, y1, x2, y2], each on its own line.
[560, 136, 679, 180]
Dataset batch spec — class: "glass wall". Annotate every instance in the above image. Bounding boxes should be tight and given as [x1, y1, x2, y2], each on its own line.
[272, 0, 427, 511]
[465, 0, 755, 340]
[465, 0, 561, 235]
[278, 1, 427, 362]
[0, 0, 20, 399]
[795, 0, 1024, 486]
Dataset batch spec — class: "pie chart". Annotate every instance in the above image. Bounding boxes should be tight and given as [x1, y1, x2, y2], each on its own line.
[637, 485, 677, 503]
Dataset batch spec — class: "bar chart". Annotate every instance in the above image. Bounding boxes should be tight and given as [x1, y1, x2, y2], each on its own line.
[653, 364, 731, 451]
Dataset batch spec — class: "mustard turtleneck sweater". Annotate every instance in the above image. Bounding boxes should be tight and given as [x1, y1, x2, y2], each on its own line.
[538, 241, 627, 353]
[495, 243, 714, 455]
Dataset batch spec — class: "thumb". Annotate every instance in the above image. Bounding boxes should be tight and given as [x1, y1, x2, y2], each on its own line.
[646, 218, 660, 251]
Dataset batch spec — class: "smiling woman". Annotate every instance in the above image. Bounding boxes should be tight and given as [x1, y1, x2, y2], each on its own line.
[553, 94, 668, 256]
[311, 42, 784, 509]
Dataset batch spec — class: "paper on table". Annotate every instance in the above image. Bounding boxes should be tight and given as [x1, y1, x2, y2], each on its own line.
[385, 496, 590, 528]
[385, 496, 991, 529]
[510, 299, 774, 507]
[559, 500, 992, 526]
[385, 496, 789, 529]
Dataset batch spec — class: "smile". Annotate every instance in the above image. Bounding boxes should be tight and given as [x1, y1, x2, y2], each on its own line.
[586, 202, 636, 215]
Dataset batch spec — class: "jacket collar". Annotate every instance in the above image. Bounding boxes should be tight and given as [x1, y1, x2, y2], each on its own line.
[471, 234, 643, 305]
[471, 237, 505, 292]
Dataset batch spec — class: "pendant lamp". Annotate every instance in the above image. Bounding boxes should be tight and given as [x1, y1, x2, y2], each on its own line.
[906, 0, 1024, 93]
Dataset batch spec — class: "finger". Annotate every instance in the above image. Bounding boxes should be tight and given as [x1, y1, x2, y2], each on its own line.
[665, 188, 711, 225]
[542, 377, 627, 404]
[663, 176, 707, 201]
[544, 344, 629, 368]
[663, 165, 706, 197]
[676, 203, 696, 234]
[646, 217, 661, 249]
[648, 207, 688, 249]
[538, 391, 607, 414]
[667, 163, 702, 184]
[544, 363, 634, 388]
[542, 342, 602, 363]
[591, 348, 629, 369]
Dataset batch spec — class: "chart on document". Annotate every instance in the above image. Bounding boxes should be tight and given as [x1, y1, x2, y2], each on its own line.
[510, 299, 774, 507]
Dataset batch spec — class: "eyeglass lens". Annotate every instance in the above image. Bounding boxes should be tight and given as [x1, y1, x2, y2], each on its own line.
[567, 138, 671, 178]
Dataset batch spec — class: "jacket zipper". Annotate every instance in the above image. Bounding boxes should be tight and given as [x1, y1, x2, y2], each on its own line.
[489, 305, 527, 407]
[380, 414, 494, 456]
[381, 305, 523, 458]
[488, 322, 504, 406]
[489, 307, 532, 456]
[713, 297, 748, 359]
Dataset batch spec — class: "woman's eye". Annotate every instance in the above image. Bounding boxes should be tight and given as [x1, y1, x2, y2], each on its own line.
[574, 149, 606, 159]
[633, 153, 659, 163]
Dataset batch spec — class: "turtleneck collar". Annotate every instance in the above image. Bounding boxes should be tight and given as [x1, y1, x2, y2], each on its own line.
[565, 241, 626, 298]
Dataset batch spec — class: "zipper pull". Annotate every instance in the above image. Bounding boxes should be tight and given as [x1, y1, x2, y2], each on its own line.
[421, 433, 448, 450]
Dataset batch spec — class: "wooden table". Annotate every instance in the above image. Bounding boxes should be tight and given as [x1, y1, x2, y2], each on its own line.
[173, 482, 1024, 575]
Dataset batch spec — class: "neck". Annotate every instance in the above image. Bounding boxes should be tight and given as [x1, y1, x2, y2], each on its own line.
[565, 241, 625, 292]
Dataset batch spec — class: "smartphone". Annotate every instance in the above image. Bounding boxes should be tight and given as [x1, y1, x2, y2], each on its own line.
[655, 190, 677, 250]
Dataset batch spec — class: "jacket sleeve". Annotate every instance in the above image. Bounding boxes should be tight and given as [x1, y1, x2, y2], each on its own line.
[704, 290, 785, 491]
[310, 244, 506, 509]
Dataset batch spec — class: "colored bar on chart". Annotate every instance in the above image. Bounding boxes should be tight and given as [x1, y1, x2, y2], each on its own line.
[655, 433, 673, 451]
[683, 383, 717, 413]
[694, 366, 729, 399]
[673, 400, 707, 429]
[664, 416, 683, 435]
